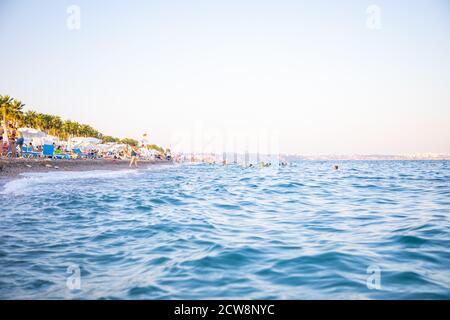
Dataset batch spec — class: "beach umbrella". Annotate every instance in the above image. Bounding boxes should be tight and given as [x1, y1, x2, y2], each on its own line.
[107, 143, 126, 153]
[95, 144, 109, 152]
[18, 128, 46, 138]
[71, 137, 101, 145]
[71, 137, 101, 152]
[28, 133, 60, 146]
[79, 143, 98, 152]
[18, 128, 47, 144]
[68, 136, 73, 150]
[43, 135, 60, 144]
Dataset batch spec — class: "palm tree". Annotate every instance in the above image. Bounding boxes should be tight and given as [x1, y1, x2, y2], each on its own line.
[35, 113, 47, 131]
[50, 116, 63, 137]
[0, 95, 13, 125]
[23, 110, 38, 128]
[71, 121, 80, 136]
[79, 124, 91, 137]
[62, 120, 73, 139]
[0, 96, 25, 128]
[42, 114, 54, 133]
[102, 135, 120, 143]
[1, 94, 143, 149]
[121, 138, 139, 147]
[10, 99, 25, 126]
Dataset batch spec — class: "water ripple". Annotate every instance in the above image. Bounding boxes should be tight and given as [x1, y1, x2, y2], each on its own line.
[0, 161, 449, 299]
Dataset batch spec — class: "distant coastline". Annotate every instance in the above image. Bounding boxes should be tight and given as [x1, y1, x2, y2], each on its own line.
[284, 154, 450, 161]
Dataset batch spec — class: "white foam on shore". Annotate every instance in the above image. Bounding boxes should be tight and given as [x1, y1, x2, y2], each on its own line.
[1, 169, 138, 195]
[1, 163, 179, 195]
[145, 162, 184, 171]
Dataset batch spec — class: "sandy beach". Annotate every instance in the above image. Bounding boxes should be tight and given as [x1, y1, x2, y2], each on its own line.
[0, 158, 171, 180]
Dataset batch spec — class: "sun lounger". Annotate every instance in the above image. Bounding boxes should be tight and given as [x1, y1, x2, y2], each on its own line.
[42, 144, 71, 160]
[54, 153, 71, 160]
[72, 148, 89, 158]
[21, 147, 40, 159]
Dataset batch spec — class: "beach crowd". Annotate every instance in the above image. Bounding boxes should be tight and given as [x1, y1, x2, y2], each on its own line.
[0, 121, 23, 158]
[0, 120, 171, 168]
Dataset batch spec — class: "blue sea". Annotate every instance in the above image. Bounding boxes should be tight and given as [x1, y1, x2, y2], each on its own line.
[0, 161, 449, 299]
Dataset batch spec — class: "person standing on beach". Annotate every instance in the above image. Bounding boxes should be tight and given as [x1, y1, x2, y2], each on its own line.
[129, 146, 139, 168]
[8, 124, 17, 158]
[16, 130, 24, 158]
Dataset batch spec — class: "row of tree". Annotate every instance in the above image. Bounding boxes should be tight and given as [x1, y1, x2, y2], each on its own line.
[0, 94, 140, 147]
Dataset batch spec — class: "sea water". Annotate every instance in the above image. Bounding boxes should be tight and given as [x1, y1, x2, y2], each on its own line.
[0, 161, 449, 299]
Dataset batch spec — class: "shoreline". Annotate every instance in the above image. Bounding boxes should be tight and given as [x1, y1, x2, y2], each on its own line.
[0, 158, 172, 181]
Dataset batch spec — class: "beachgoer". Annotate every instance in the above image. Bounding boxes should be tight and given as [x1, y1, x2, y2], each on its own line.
[8, 125, 17, 158]
[129, 147, 138, 167]
[16, 130, 24, 157]
[333, 165, 339, 170]
[70, 150, 77, 159]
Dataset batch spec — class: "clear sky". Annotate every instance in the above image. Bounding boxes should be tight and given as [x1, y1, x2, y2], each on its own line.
[1, 0, 449, 154]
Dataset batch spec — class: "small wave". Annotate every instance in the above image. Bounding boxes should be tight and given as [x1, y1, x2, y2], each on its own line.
[1, 160, 449, 299]
[389, 234, 428, 247]
[212, 203, 241, 210]
[127, 284, 167, 299]
[1, 169, 138, 195]
[180, 247, 265, 271]
[273, 182, 305, 188]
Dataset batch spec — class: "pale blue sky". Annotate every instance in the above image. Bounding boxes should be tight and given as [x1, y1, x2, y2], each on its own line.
[1, 0, 449, 154]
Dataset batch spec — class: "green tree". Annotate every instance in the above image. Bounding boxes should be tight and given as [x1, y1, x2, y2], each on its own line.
[23, 110, 38, 128]
[0, 95, 13, 125]
[147, 144, 165, 154]
[10, 99, 25, 126]
[102, 135, 120, 143]
[121, 138, 138, 147]
[50, 116, 63, 136]
[1, 94, 167, 151]
[0, 95, 24, 126]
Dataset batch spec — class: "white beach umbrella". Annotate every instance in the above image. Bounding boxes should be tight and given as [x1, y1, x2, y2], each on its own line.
[107, 143, 126, 153]
[71, 137, 101, 152]
[71, 137, 101, 145]
[28, 134, 60, 146]
[80, 143, 98, 152]
[18, 128, 47, 145]
[95, 144, 109, 152]
[42, 135, 60, 144]
[18, 128, 46, 138]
